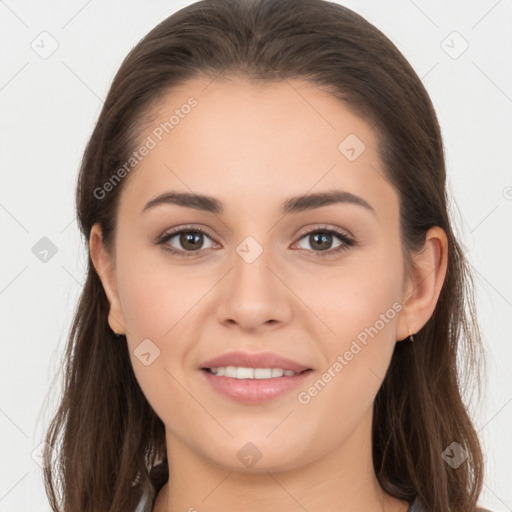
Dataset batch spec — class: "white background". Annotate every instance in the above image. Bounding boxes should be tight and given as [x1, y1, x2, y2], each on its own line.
[0, 1, 511, 510]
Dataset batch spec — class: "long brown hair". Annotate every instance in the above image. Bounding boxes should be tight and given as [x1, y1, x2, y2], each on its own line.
[43, 1, 486, 511]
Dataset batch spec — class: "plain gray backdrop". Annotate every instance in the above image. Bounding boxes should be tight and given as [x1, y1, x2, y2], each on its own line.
[1, 1, 511, 510]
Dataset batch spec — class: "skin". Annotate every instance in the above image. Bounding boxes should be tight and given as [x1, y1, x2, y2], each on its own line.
[90, 77, 448, 512]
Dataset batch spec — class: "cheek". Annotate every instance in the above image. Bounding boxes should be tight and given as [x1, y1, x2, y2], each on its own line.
[114, 243, 211, 401]
[115, 238, 193, 339]
[294, 251, 403, 344]
[295, 249, 403, 407]
[293, 263, 402, 445]
[115, 253, 197, 422]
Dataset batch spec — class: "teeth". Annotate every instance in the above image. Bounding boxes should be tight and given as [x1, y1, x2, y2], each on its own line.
[209, 366, 299, 379]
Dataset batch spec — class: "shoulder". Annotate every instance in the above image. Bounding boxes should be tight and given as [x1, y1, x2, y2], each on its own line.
[134, 461, 168, 512]
[409, 497, 495, 512]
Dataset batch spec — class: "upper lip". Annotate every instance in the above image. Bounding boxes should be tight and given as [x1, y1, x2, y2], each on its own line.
[200, 351, 312, 373]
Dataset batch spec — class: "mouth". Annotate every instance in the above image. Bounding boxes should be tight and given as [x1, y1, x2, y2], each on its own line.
[200, 366, 314, 404]
[202, 366, 312, 379]
[198, 350, 314, 404]
[200, 350, 312, 374]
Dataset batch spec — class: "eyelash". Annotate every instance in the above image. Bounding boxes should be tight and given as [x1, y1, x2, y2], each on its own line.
[155, 224, 356, 258]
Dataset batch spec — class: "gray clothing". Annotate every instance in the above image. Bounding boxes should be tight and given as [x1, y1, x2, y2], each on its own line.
[136, 492, 493, 511]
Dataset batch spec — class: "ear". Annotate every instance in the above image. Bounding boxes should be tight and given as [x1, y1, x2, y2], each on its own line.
[396, 226, 449, 341]
[89, 223, 126, 335]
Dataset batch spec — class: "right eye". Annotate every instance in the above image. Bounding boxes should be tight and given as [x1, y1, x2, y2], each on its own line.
[156, 226, 219, 257]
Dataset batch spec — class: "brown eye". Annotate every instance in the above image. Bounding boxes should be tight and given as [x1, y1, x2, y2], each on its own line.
[157, 226, 218, 257]
[177, 231, 206, 251]
[306, 232, 336, 251]
[294, 227, 354, 256]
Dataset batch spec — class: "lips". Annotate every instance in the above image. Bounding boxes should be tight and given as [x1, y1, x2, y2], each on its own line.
[200, 350, 312, 373]
[198, 350, 314, 404]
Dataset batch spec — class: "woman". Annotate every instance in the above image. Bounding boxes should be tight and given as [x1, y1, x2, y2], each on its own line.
[43, 1, 492, 511]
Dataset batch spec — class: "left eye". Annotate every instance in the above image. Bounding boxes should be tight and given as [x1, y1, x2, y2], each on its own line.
[294, 228, 353, 254]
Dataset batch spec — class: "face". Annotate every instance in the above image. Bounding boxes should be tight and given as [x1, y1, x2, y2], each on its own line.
[94, 76, 413, 472]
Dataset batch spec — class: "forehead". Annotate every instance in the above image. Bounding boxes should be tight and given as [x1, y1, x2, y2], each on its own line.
[119, 76, 397, 222]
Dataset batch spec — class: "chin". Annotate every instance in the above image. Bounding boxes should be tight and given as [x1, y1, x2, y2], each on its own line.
[199, 437, 314, 474]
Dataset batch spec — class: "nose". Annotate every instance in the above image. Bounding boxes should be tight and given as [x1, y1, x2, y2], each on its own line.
[215, 239, 293, 332]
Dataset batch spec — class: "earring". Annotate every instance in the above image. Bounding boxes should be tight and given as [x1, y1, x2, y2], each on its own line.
[408, 329, 415, 342]
[112, 328, 125, 337]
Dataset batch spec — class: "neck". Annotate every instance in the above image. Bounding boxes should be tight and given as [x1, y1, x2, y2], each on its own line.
[153, 410, 410, 512]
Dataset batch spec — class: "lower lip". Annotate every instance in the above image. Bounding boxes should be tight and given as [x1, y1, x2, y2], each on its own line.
[200, 369, 313, 404]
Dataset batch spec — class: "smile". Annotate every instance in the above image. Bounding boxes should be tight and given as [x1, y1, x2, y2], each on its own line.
[201, 367, 313, 404]
[206, 366, 304, 379]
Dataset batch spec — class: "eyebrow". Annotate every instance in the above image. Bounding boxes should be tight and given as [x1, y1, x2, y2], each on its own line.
[141, 190, 376, 216]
